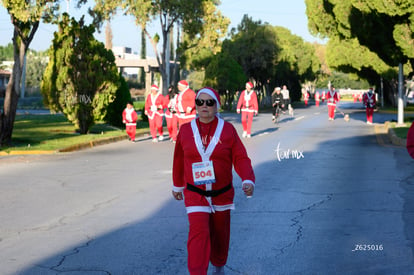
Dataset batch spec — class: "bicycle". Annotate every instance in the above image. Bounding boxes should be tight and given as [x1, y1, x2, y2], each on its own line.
[272, 101, 282, 124]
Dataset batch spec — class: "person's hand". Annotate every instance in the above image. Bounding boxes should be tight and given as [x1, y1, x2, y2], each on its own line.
[172, 191, 183, 200]
[242, 183, 254, 197]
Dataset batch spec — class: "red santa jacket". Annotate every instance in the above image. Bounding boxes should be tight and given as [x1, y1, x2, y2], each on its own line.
[315, 92, 320, 101]
[172, 117, 255, 213]
[122, 108, 138, 126]
[176, 88, 196, 120]
[326, 90, 339, 106]
[407, 122, 414, 159]
[237, 90, 259, 113]
[163, 94, 177, 119]
[363, 91, 376, 108]
[145, 92, 164, 119]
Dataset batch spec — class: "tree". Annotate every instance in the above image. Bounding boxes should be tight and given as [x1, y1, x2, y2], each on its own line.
[271, 26, 320, 101]
[41, 14, 119, 134]
[178, 1, 230, 71]
[0, 0, 59, 145]
[224, 15, 279, 93]
[203, 52, 247, 110]
[105, 21, 113, 50]
[305, 0, 414, 106]
[0, 43, 14, 61]
[25, 51, 48, 92]
[139, 29, 146, 84]
[91, 0, 229, 94]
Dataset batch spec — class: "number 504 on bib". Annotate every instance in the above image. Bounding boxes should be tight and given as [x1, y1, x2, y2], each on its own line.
[192, 161, 216, 185]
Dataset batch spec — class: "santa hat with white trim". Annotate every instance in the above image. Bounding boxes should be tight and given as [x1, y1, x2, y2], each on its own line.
[178, 80, 189, 87]
[196, 87, 221, 110]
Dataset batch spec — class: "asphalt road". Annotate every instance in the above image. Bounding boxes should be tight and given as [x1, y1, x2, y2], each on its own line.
[1, 102, 413, 275]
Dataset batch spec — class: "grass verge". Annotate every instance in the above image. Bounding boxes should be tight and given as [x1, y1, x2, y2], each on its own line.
[0, 114, 149, 153]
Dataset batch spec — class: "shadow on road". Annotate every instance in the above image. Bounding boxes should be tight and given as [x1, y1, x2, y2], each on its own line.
[15, 115, 414, 275]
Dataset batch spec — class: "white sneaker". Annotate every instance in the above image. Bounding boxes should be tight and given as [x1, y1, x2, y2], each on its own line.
[247, 134, 251, 138]
[152, 138, 158, 143]
[158, 135, 164, 141]
[242, 131, 247, 138]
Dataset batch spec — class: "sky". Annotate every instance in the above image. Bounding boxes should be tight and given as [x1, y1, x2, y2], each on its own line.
[0, 0, 324, 55]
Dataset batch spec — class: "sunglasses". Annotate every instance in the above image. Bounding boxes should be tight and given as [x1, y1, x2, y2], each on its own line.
[195, 99, 216, 107]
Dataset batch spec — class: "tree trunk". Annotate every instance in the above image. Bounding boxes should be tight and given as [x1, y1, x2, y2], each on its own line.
[0, 16, 38, 146]
[0, 32, 26, 146]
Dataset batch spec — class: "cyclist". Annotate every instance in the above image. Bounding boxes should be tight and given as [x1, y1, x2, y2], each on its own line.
[272, 87, 285, 123]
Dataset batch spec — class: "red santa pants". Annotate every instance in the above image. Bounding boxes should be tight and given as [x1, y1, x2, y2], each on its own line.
[125, 125, 136, 141]
[166, 114, 179, 141]
[187, 210, 231, 275]
[328, 104, 336, 119]
[149, 115, 163, 139]
[241, 111, 254, 134]
[366, 108, 374, 123]
[315, 100, 320, 107]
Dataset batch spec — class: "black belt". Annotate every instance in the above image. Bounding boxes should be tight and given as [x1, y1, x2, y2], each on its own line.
[186, 183, 232, 197]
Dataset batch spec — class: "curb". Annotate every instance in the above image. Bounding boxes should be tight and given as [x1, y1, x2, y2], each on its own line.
[0, 135, 131, 156]
[0, 150, 56, 156]
[57, 135, 130, 153]
[384, 121, 407, 147]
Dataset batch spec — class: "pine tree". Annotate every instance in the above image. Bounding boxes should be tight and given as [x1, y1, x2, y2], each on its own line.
[41, 14, 120, 134]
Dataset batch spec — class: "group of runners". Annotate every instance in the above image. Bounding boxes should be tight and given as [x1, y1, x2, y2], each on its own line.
[122, 82, 381, 143]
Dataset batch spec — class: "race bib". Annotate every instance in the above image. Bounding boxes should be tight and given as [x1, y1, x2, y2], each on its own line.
[192, 161, 216, 185]
[150, 105, 157, 111]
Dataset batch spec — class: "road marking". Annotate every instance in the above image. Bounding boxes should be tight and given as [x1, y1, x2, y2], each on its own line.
[295, 116, 305, 121]
[158, 170, 172, 174]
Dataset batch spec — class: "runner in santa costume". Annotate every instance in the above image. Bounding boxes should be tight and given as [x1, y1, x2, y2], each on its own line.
[303, 90, 310, 106]
[236, 82, 258, 138]
[406, 122, 414, 159]
[122, 101, 138, 142]
[144, 84, 165, 142]
[363, 87, 376, 124]
[314, 91, 320, 107]
[326, 86, 339, 120]
[164, 85, 179, 142]
[321, 90, 326, 103]
[353, 92, 359, 103]
[172, 87, 255, 275]
[176, 80, 196, 127]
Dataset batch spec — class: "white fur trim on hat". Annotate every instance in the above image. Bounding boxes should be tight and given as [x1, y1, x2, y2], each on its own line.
[196, 87, 220, 109]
